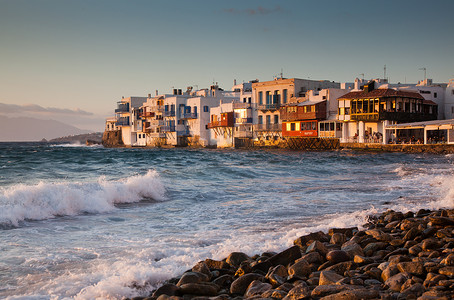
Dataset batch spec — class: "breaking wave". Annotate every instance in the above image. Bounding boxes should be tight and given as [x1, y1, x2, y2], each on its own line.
[0, 170, 166, 227]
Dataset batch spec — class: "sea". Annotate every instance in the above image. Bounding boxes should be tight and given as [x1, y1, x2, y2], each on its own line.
[0, 142, 453, 299]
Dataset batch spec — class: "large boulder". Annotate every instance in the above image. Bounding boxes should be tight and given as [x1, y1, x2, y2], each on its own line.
[230, 273, 264, 295]
[176, 272, 209, 286]
[267, 246, 302, 267]
[244, 280, 272, 297]
[226, 252, 250, 267]
[282, 282, 311, 300]
[326, 250, 350, 264]
[288, 258, 311, 279]
[178, 282, 220, 296]
[294, 231, 329, 248]
[319, 270, 344, 285]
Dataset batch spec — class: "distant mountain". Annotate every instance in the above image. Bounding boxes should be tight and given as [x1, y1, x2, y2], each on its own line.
[0, 116, 91, 142]
[49, 132, 103, 144]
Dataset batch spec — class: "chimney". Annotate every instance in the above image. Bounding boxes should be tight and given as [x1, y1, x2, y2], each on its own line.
[148, 93, 151, 98]
[233, 79, 237, 86]
[155, 90, 159, 96]
[354, 78, 360, 90]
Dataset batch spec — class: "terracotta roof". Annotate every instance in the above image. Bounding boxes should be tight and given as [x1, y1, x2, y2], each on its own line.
[338, 89, 425, 100]
[423, 100, 437, 105]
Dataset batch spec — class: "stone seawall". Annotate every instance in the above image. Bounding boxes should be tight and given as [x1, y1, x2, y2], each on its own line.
[102, 130, 123, 147]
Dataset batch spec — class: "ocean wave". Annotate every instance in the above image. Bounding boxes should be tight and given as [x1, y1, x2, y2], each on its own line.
[0, 170, 166, 227]
[49, 143, 103, 148]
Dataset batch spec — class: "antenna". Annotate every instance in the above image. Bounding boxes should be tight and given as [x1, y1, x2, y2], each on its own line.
[360, 73, 365, 80]
[280, 68, 283, 79]
[419, 67, 426, 81]
[384, 65, 387, 80]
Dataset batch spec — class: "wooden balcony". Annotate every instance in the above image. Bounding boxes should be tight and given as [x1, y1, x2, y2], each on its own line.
[351, 112, 436, 123]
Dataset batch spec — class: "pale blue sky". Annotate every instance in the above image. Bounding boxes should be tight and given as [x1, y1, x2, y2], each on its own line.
[1, 0, 453, 130]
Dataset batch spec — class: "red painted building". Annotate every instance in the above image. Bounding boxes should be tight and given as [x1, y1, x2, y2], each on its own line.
[280, 100, 327, 137]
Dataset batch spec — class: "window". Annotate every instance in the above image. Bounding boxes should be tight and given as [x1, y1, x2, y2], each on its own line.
[434, 92, 437, 98]
[266, 115, 271, 125]
[283, 89, 288, 104]
[290, 123, 295, 131]
[274, 115, 279, 124]
[266, 92, 270, 105]
[258, 116, 263, 124]
[330, 122, 334, 131]
[248, 97, 251, 103]
[203, 106, 209, 112]
[274, 90, 280, 104]
[258, 92, 263, 105]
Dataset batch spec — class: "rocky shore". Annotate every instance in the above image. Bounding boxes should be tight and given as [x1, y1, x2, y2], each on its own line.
[129, 208, 454, 300]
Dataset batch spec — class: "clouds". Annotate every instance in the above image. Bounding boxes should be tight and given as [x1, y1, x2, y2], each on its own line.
[223, 5, 283, 16]
[0, 103, 93, 116]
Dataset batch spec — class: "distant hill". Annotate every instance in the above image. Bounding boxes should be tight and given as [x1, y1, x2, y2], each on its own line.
[49, 132, 103, 144]
[0, 116, 91, 142]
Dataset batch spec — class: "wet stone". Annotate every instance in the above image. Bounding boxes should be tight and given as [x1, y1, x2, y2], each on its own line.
[319, 270, 344, 285]
[226, 252, 250, 268]
[326, 250, 350, 264]
[178, 282, 219, 296]
[244, 280, 272, 297]
[230, 273, 264, 295]
[176, 272, 209, 287]
[288, 258, 311, 279]
[330, 233, 347, 245]
[282, 282, 310, 300]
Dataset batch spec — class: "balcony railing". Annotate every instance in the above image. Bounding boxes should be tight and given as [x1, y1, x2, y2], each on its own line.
[150, 106, 165, 113]
[254, 124, 281, 131]
[207, 120, 232, 128]
[233, 103, 253, 109]
[177, 129, 191, 136]
[350, 112, 436, 123]
[234, 130, 253, 138]
[115, 118, 130, 126]
[257, 103, 280, 111]
[182, 112, 198, 119]
[164, 110, 176, 117]
[144, 119, 164, 127]
[149, 132, 166, 138]
[115, 104, 129, 113]
[161, 125, 176, 132]
[235, 117, 253, 124]
[140, 112, 155, 118]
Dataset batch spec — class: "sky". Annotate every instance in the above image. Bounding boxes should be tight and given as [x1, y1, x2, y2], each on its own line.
[1, 0, 453, 131]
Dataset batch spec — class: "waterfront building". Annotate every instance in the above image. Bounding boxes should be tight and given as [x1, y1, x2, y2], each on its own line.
[280, 100, 326, 138]
[337, 80, 438, 144]
[232, 81, 256, 147]
[114, 96, 148, 146]
[207, 102, 235, 148]
[444, 79, 454, 119]
[105, 117, 118, 132]
[140, 95, 166, 147]
[252, 77, 340, 145]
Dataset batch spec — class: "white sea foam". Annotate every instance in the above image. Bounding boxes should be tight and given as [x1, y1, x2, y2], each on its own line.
[50, 143, 103, 148]
[0, 170, 166, 226]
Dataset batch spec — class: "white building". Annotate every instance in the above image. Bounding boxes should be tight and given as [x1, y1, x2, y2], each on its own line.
[114, 96, 148, 146]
